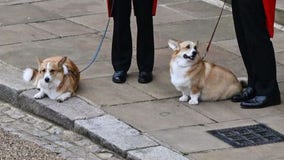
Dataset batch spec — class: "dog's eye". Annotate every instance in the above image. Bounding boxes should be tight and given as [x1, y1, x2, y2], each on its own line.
[186, 45, 190, 49]
[194, 46, 197, 50]
[50, 69, 55, 73]
[41, 69, 46, 73]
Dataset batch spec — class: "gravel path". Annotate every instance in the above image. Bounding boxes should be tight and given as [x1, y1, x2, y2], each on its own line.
[0, 128, 64, 160]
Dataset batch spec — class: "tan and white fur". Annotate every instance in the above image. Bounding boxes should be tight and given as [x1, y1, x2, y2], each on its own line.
[168, 39, 245, 105]
[23, 56, 80, 102]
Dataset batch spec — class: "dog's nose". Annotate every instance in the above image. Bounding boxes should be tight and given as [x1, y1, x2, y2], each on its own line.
[183, 54, 190, 59]
[192, 51, 197, 56]
[45, 77, 50, 83]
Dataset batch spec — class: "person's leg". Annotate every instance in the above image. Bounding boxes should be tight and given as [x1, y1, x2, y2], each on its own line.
[133, 0, 155, 83]
[111, 0, 132, 83]
[111, 0, 132, 72]
[232, 0, 255, 87]
[231, 0, 256, 102]
[233, 0, 280, 107]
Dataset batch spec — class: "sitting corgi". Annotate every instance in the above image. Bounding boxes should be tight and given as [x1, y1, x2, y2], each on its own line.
[168, 39, 245, 105]
[23, 56, 80, 102]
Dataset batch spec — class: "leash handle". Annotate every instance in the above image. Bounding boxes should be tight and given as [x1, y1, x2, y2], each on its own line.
[202, 0, 227, 59]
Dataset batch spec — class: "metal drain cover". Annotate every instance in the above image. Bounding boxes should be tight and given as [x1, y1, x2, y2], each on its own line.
[207, 124, 284, 148]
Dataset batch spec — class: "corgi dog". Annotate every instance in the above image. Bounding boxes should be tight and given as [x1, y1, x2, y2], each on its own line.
[23, 56, 80, 102]
[168, 39, 245, 105]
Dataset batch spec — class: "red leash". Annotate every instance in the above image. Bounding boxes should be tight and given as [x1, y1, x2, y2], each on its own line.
[201, 0, 227, 60]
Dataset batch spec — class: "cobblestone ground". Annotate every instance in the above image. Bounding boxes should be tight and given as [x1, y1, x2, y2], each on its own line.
[0, 128, 64, 160]
[0, 101, 124, 160]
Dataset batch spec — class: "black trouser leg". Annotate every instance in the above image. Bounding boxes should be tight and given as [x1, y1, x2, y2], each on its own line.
[133, 0, 154, 73]
[232, 0, 255, 87]
[232, 0, 279, 96]
[111, 0, 132, 72]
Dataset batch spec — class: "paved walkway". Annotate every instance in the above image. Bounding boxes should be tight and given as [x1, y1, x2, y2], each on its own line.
[0, 0, 283, 160]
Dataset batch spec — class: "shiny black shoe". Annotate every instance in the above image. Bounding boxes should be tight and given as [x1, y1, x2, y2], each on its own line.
[231, 87, 255, 102]
[112, 71, 127, 83]
[240, 94, 281, 109]
[138, 72, 153, 83]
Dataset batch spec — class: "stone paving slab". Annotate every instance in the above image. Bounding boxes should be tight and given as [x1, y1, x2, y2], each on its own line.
[0, 34, 111, 69]
[77, 61, 114, 80]
[197, 43, 246, 77]
[271, 32, 284, 53]
[184, 96, 284, 122]
[103, 99, 213, 132]
[255, 114, 284, 133]
[216, 31, 284, 56]
[0, 60, 32, 106]
[277, 51, 284, 67]
[155, 16, 235, 46]
[158, 0, 193, 5]
[148, 119, 258, 154]
[0, 60, 30, 91]
[0, 24, 56, 46]
[30, 19, 96, 37]
[167, 0, 231, 19]
[0, 4, 62, 25]
[215, 36, 284, 82]
[190, 142, 284, 160]
[18, 89, 104, 129]
[127, 70, 178, 99]
[277, 0, 284, 9]
[0, 0, 42, 5]
[74, 115, 159, 157]
[153, 6, 194, 25]
[68, 14, 113, 38]
[77, 77, 155, 106]
[33, 0, 107, 17]
[149, 126, 230, 154]
[123, 49, 180, 99]
[127, 146, 190, 160]
[276, 1, 284, 25]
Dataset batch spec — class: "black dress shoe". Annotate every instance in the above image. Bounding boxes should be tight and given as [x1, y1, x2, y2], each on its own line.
[231, 87, 255, 102]
[241, 94, 281, 109]
[112, 71, 127, 83]
[138, 72, 153, 83]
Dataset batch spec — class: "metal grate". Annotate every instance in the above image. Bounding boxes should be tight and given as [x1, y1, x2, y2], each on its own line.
[207, 124, 284, 148]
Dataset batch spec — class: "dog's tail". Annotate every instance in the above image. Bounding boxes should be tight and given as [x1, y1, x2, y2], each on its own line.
[23, 68, 38, 82]
[237, 77, 248, 88]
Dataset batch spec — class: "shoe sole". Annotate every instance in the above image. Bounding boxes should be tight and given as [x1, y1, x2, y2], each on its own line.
[241, 100, 281, 109]
[112, 78, 126, 83]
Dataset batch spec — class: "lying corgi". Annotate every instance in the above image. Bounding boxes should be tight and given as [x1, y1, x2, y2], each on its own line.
[23, 56, 80, 102]
[168, 39, 245, 105]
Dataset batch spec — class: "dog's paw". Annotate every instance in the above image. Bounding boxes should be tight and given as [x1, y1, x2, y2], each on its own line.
[56, 98, 64, 103]
[56, 92, 71, 103]
[34, 92, 45, 99]
[179, 95, 189, 102]
[56, 96, 68, 103]
[189, 99, 199, 105]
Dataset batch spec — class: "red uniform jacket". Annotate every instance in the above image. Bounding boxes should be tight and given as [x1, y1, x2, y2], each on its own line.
[107, 0, 158, 17]
[262, 0, 276, 38]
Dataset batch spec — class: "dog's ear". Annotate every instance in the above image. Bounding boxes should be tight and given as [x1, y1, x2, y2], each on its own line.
[168, 39, 180, 51]
[36, 57, 42, 68]
[58, 56, 67, 67]
[196, 40, 199, 48]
